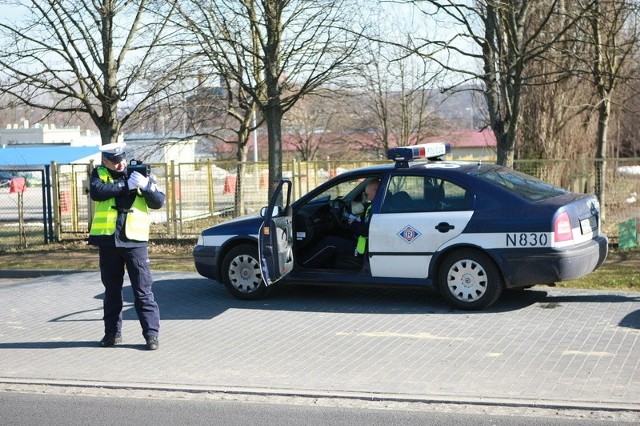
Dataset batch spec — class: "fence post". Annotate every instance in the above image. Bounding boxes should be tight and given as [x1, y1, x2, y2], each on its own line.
[292, 159, 298, 200]
[50, 161, 62, 241]
[18, 191, 26, 247]
[207, 159, 214, 216]
[86, 161, 95, 237]
[42, 164, 55, 243]
[174, 161, 180, 239]
[304, 160, 315, 194]
[70, 169, 79, 232]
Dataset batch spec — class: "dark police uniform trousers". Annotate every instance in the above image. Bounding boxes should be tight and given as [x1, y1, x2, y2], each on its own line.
[89, 166, 164, 339]
[99, 246, 159, 338]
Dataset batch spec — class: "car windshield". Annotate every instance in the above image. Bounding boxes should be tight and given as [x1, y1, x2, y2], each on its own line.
[477, 167, 567, 201]
[306, 177, 373, 205]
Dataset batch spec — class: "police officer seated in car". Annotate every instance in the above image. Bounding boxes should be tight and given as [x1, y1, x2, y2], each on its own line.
[301, 179, 380, 269]
[88, 142, 165, 351]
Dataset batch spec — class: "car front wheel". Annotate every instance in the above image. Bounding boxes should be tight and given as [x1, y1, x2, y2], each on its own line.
[438, 249, 503, 310]
[221, 244, 267, 300]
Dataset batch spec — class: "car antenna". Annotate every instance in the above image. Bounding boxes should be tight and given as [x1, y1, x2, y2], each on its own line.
[475, 159, 482, 175]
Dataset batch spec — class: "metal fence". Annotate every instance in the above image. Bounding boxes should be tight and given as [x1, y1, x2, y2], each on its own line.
[1, 165, 54, 249]
[1, 157, 639, 250]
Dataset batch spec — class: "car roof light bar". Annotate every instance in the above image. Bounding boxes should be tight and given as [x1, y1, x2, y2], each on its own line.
[387, 142, 451, 168]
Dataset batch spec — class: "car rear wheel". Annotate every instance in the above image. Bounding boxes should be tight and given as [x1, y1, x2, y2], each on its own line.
[221, 244, 267, 300]
[438, 249, 503, 310]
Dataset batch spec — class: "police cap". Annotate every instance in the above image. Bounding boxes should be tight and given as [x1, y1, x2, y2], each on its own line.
[99, 142, 126, 163]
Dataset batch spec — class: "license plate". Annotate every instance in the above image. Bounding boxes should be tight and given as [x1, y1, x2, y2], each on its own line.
[580, 216, 596, 234]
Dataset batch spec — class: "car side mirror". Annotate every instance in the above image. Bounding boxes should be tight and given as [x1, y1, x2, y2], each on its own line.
[260, 205, 283, 218]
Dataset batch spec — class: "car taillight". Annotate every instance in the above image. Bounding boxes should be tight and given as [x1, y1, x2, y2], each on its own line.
[554, 211, 573, 243]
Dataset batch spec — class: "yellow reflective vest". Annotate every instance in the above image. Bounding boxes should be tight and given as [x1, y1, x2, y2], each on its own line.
[89, 167, 151, 242]
[356, 205, 372, 255]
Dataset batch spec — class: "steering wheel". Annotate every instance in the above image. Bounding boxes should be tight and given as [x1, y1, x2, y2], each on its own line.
[329, 198, 351, 231]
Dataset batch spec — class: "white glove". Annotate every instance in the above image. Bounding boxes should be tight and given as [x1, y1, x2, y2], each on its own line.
[128, 171, 149, 190]
[346, 213, 361, 223]
[127, 176, 137, 190]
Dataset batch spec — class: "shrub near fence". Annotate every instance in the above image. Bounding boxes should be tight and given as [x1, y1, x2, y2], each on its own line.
[0, 157, 638, 249]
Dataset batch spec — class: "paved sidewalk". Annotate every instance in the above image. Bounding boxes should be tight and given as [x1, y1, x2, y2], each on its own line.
[0, 271, 639, 412]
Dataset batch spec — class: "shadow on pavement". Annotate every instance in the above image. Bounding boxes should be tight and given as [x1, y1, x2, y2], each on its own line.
[46, 277, 640, 324]
[543, 293, 640, 304]
[0, 341, 156, 351]
[108, 277, 560, 321]
[0, 341, 97, 349]
[3, 276, 639, 352]
[620, 309, 640, 329]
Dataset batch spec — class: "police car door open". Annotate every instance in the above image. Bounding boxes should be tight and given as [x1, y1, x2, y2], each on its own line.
[368, 175, 473, 279]
[259, 179, 294, 285]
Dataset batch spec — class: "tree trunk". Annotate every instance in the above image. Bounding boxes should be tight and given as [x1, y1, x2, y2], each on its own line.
[265, 103, 284, 201]
[235, 144, 249, 217]
[97, 120, 121, 146]
[496, 132, 514, 167]
[594, 97, 610, 219]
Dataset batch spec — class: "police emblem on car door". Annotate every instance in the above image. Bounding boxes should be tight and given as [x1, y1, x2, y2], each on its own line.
[259, 179, 294, 285]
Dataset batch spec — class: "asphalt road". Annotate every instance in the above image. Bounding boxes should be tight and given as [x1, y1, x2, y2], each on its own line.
[2, 390, 637, 426]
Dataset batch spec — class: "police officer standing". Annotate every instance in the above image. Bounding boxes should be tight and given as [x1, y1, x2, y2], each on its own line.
[89, 142, 165, 350]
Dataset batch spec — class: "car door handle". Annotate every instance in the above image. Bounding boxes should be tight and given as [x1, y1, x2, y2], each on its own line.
[435, 222, 455, 233]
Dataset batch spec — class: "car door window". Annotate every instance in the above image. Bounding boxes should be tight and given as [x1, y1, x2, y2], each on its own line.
[306, 176, 381, 206]
[382, 175, 472, 213]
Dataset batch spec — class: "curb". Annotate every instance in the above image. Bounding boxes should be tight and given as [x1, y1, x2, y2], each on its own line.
[0, 269, 88, 279]
[1, 378, 639, 413]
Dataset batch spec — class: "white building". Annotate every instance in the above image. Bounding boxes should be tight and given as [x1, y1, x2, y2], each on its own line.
[124, 133, 197, 164]
[0, 120, 101, 147]
[0, 121, 199, 165]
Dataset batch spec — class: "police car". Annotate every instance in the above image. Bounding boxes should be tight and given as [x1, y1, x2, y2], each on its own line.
[193, 143, 608, 310]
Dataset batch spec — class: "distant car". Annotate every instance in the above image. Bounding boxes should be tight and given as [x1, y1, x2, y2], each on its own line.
[193, 143, 608, 310]
[0, 171, 14, 188]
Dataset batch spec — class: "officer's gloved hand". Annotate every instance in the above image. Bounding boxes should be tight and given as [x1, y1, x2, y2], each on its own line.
[346, 213, 361, 223]
[128, 171, 149, 190]
[127, 175, 137, 190]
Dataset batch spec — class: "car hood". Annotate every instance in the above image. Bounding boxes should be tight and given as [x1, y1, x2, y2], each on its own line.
[201, 214, 263, 236]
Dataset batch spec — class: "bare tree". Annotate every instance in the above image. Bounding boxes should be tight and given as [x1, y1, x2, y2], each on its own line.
[352, 37, 451, 156]
[408, 0, 591, 167]
[618, 70, 640, 157]
[572, 0, 640, 215]
[283, 90, 345, 161]
[518, 2, 597, 163]
[176, 0, 366, 197]
[173, 0, 266, 215]
[0, 0, 190, 146]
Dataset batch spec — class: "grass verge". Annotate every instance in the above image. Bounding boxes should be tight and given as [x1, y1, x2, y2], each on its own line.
[0, 239, 197, 272]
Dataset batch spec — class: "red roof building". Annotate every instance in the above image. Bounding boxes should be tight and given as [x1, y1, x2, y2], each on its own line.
[207, 128, 497, 162]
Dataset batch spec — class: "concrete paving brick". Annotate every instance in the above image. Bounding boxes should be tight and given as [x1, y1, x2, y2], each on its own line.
[0, 271, 639, 412]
